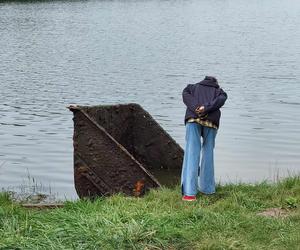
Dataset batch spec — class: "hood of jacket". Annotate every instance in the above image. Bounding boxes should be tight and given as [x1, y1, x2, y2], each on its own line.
[198, 76, 219, 88]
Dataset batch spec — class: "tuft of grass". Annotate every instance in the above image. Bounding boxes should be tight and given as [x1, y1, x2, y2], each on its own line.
[0, 177, 300, 249]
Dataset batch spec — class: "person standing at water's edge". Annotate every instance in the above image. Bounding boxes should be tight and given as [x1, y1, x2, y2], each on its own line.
[181, 76, 227, 201]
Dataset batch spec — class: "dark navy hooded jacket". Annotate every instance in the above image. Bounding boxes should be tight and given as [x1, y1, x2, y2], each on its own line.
[182, 76, 227, 128]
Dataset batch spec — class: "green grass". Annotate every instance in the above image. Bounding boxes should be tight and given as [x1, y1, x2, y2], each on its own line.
[1, 177, 300, 249]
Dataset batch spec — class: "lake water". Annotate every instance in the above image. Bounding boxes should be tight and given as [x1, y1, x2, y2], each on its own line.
[0, 0, 299, 199]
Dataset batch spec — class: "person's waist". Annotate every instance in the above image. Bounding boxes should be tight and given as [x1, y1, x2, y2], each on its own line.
[187, 117, 218, 129]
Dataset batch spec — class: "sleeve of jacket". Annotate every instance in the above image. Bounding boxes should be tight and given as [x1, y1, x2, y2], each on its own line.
[182, 84, 199, 112]
[203, 88, 227, 114]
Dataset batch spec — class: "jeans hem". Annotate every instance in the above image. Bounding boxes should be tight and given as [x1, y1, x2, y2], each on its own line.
[183, 193, 197, 196]
[198, 190, 215, 195]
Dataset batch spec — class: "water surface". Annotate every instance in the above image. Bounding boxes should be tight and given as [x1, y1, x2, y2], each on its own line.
[0, 0, 300, 199]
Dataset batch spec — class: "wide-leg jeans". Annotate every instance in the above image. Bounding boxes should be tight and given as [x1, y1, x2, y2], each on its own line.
[181, 122, 217, 196]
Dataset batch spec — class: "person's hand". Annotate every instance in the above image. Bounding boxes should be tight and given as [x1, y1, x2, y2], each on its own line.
[195, 106, 205, 114]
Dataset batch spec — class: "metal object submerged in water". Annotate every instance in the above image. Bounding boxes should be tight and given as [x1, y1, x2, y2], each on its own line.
[68, 103, 183, 198]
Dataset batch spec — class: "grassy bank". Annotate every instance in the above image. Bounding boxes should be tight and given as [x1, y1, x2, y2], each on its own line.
[1, 177, 300, 249]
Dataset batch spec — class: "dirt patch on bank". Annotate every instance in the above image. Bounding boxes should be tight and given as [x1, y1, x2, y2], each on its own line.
[257, 208, 289, 218]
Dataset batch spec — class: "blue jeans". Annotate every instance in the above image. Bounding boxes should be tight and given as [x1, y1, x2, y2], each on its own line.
[181, 122, 217, 196]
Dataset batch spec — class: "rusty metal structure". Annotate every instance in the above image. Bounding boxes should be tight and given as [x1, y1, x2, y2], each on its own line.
[69, 104, 183, 198]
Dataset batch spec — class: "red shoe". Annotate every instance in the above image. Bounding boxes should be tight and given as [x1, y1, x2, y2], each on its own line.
[182, 195, 196, 201]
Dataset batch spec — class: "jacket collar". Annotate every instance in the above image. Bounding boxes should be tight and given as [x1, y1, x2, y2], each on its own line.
[198, 76, 219, 88]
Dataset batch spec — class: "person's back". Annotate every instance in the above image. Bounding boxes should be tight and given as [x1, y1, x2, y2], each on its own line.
[183, 76, 227, 129]
[181, 76, 227, 201]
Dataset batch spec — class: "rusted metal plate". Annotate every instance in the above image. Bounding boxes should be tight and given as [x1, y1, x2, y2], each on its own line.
[69, 103, 183, 198]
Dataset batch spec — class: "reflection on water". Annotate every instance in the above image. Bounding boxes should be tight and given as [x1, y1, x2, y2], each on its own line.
[0, 0, 300, 199]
